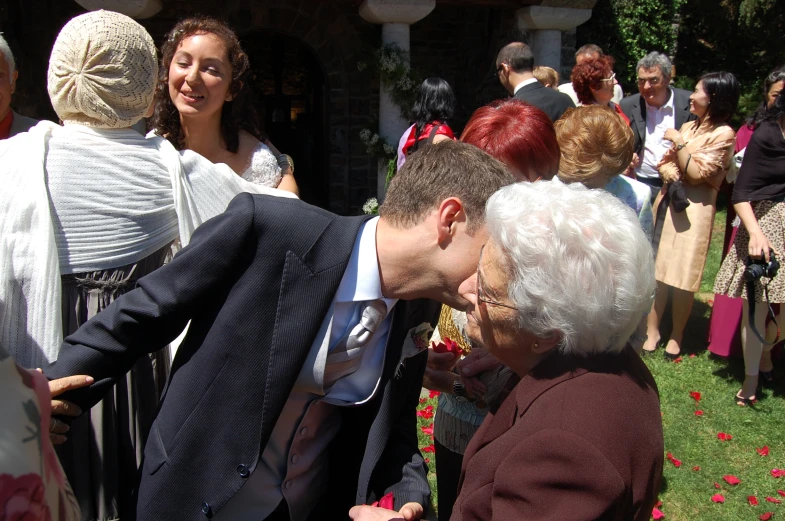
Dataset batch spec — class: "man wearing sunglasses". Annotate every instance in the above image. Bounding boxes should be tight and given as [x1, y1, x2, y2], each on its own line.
[620, 51, 696, 201]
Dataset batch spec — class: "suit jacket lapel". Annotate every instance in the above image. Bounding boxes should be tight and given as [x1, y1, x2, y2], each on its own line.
[675, 90, 690, 129]
[634, 96, 646, 148]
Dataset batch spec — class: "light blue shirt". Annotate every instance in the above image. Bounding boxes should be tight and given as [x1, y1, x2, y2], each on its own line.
[215, 216, 398, 521]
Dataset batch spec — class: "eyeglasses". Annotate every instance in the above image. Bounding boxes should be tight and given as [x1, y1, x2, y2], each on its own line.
[601, 72, 616, 83]
[476, 246, 519, 311]
[637, 76, 662, 86]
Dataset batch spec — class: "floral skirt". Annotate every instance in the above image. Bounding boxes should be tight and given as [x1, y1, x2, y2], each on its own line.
[714, 200, 785, 303]
[55, 245, 171, 521]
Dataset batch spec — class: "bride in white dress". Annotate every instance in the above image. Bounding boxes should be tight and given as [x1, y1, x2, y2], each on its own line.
[152, 17, 299, 194]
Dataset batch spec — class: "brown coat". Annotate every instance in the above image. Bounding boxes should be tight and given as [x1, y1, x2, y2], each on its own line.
[451, 347, 663, 521]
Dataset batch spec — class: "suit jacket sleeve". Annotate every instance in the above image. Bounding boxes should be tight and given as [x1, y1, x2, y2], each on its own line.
[45, 192, 258, 408]
[370, 349, 431, 511]
[489, 429, 626, 521]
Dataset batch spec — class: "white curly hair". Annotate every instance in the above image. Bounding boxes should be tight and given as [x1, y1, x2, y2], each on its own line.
[486, 180, 655, 355]
[0, 33, 15, 83]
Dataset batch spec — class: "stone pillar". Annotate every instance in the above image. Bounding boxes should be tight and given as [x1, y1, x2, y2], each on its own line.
[517, 6, 593, 71]
[360, 0, 435, 201]
[74, 0, 162, 19]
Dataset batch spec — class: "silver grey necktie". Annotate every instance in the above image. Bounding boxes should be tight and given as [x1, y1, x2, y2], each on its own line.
[323, 299, 387, 389]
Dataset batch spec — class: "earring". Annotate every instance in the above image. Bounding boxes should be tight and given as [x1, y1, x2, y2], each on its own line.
[532, 342, 539, 350]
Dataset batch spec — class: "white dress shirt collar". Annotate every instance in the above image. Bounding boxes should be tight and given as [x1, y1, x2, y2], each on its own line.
[334, 216, 397, 311]
[645, 87, 675, 113]
[513, 77, 539, 95]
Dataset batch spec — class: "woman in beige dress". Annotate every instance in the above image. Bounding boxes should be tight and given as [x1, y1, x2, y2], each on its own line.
[643, 72, 739, 358]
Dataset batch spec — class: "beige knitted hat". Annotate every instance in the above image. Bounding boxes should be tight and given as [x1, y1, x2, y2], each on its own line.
[47, 10, 158, 128]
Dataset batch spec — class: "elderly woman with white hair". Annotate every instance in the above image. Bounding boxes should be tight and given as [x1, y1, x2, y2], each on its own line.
[0, 11, 293, 521]
[351, 181, 663, 521]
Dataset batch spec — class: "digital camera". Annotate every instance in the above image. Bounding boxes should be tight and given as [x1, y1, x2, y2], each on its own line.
[744, 250, 780, 281]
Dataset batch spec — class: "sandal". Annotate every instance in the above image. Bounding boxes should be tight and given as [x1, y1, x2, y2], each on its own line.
[735, 392, 756, 407]
[664, 351, 681, 362]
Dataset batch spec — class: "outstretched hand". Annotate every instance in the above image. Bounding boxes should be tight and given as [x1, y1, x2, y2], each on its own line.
[37, 370, 94, 444]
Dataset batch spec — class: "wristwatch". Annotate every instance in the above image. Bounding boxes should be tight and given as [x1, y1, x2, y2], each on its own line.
[676, 142, 688, 151]
[452, 378, 467, 398]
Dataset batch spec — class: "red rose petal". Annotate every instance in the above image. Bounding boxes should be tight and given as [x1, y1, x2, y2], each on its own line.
[652, 507, 665, 520]
[655, 500, 663, 508]
[778, 490, 785, 498]
[758, 446, 771, 457]
[760, 513, 774, 521]
[424, 457, 430, 464]
[673, 356, 683, 363]
[689, 391, 702, 402]
[717, 432, 733, 441]
[666, 452, 682, 468]
[714, 482, 722, 489]
[419, 398, 426, 404]
[772, 469, 785, 478]
[766, 497, 782, 504]
[692, 466, 701, 471]
[723, 475, 741, 485]
[428, 390, 441, 399]
[750, 496, 760, 506]
[711, 493, 725, 503]
[421, 426, 434, 435]
[689, 353, 697, 358]
[422, 444, 435, 453]
[694, 410, 704, 416]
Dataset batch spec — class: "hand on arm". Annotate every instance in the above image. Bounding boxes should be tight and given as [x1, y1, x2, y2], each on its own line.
[348, 503, 423, 521]
[38, 370, 94, 444]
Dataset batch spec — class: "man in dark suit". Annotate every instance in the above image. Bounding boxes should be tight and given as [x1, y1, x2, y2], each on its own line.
[45, 141, 515, 521]
[620, 51, 696, 200]
[496, 42, 575, 122]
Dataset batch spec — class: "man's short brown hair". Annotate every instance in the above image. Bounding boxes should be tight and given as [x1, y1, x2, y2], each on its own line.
[380, 140, 515, 234]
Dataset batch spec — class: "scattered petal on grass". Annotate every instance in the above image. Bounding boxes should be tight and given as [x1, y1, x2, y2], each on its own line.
[652, 507, 665, 520]
[723, 475, 741, 485]
[424, 458, 430, 464]
[711, 493, 725, 503]
[772, 469, 785, 478]
[416, 405, 434, 419]
[750, 496, 760, 506]
[419, 398, 426, 404]
[778, 490, 785, 497]
[673, 356, 683, 363]
[666, 452, 682, 468]
[717, 432, 733, 441]
[421, 426, 434, 435]
[760, 513, 774, 521]
[758, 446, 771, 457]
[689, 353, 697, 358]
[694, 410, 704, 416]
[692, 466, 701, 471]
[655, 500, 662, 508]
[422, 444, 435, 453]
[714, 482, 722, 489]
[766, 497, 782, 504]
[428, 390, 440, 399]
[689, 391, 702, 402]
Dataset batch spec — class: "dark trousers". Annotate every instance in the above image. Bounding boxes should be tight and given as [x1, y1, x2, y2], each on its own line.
[636, 176, 663, 205]
[435, 438, 464, 521]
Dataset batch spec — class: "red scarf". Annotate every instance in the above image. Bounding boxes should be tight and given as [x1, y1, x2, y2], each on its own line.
[0, 110, 13, 140]
[402, 122, 456, 157]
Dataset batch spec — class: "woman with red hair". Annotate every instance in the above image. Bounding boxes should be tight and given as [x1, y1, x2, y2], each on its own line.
[571, 55, 629, 124]
[422, 97, 560, 521]
[460, 98, 560, 181]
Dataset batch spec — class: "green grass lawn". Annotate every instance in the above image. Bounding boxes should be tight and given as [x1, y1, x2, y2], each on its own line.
[416, 203, 785, 520]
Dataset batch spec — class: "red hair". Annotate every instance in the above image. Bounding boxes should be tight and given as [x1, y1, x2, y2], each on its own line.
[460, 99, 560, 181]
[571, 55, 615, 105]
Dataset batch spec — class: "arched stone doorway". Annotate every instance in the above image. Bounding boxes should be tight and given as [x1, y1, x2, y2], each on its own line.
[242, 31, 328, 209]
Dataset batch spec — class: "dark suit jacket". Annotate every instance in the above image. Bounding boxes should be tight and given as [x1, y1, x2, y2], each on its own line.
[452, 347, 663, 521]
[46, 193, 440, 521]
[620, 89, 696, 156]
[513, 81, 575, 122]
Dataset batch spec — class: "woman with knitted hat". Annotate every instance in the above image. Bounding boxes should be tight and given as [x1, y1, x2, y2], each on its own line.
[152, 17, 299, 195]
[0, 10, 294, 520]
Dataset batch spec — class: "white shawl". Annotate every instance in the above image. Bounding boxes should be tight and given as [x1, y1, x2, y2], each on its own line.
[0, 121, 296, 368]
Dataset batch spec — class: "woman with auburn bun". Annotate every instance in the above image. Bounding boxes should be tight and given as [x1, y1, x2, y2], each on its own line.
[153, 17, 298, 194]
[422, 98, 560, 521]
[571, 55, 629, 124]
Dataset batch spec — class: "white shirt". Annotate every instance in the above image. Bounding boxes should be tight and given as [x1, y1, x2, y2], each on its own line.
[215, 217, 397, 521]
[636, 88, 676, 179]
[513, 77, 539, 95]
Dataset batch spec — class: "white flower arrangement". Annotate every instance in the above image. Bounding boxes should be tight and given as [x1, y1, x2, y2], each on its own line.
[362, 197, 380, 215]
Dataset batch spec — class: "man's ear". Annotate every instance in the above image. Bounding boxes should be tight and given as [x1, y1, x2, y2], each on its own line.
[435, 197, 465, 243]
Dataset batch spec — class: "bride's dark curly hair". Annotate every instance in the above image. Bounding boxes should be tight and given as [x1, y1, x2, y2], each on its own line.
[151, 16, 262, 152]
